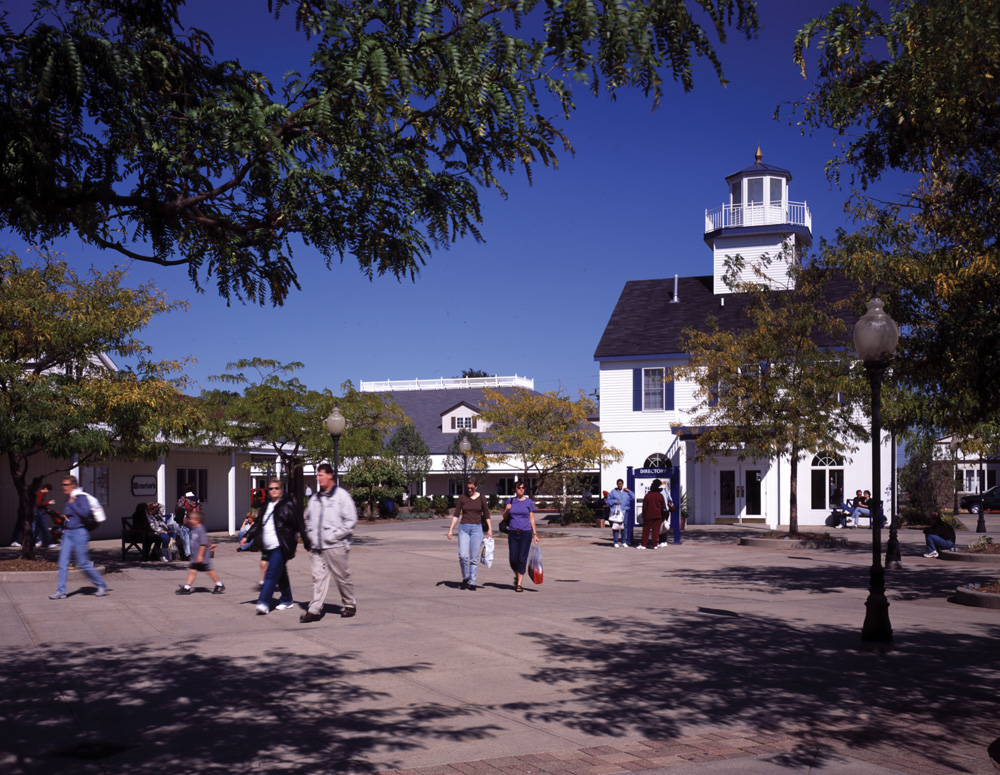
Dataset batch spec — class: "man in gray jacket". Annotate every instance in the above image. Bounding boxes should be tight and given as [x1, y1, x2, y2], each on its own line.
[301, 462, 358, 622]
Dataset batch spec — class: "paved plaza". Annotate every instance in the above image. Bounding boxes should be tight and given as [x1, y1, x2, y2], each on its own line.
[1, 518, 998, 774]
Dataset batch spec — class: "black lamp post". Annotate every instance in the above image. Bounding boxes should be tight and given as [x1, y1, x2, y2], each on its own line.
[325, 408, 346, 486]
[854, 298, 899, 653]
[459, 436, 472, 490]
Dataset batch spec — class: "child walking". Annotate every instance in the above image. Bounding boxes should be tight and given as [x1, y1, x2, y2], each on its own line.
[175, 510, 225, 595]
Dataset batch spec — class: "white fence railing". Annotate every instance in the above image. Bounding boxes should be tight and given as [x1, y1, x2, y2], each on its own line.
[361, 375, 534, 392]
[704, 201, 811, 233]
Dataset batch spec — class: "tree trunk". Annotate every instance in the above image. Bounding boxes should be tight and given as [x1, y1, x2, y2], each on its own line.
[8, 453, 37, 560]
[789, 448, 799, 535]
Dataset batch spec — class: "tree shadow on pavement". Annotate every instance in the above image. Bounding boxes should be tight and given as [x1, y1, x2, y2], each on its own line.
[512, 610, 1000, 773]
[0, 643, 501, 775]
[674, 558, 999, 601]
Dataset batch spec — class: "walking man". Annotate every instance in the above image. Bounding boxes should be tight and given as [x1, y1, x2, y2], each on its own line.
[301, 463, 358, 622]
[49, 475, 108, 599]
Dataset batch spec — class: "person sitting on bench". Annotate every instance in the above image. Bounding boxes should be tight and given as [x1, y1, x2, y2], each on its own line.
[839, 490, 866, 528]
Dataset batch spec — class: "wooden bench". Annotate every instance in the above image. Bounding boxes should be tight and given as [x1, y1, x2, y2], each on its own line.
[121, 516, 158, 560]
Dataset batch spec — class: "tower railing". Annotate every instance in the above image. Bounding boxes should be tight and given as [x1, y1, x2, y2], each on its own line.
[705, 201, 811, 233]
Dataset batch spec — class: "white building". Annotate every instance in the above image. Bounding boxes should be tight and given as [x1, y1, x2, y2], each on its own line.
[360, 376, 599, 498]
[594, 150, 893, 528]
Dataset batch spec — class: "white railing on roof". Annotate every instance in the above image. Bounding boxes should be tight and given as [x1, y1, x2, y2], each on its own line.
[360, 375, 534, 392]
[704, 201, 811, 233]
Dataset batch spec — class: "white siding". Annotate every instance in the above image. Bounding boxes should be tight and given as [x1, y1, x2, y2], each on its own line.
[712, 234, 795, 294]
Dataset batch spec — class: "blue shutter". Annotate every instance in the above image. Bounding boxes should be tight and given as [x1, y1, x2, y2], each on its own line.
[665, 368, 674, 411]
[633, 369, 642, 411]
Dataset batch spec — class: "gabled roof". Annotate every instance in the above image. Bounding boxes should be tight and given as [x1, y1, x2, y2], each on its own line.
[593, 274, 858, 361]
[440, 400, 481, 416]
[384, 387, 539, 455]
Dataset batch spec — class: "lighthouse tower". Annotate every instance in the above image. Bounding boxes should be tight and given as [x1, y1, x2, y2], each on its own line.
[703, 148, 812, 295]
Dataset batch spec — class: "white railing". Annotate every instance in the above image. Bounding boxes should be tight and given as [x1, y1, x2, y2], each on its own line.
[360, 375, 534, 392]
[704, 201, 811, 233]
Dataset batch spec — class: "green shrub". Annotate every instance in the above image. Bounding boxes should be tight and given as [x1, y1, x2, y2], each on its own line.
[560, 502, 594, 525]
[411, 496, 433, 513]
[488, 494, 499, 510]
[432, 495, 451, 515]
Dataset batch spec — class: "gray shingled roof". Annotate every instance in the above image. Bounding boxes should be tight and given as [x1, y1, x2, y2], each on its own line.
[383, 387, 539, 454]
[593, 274, 858, 360]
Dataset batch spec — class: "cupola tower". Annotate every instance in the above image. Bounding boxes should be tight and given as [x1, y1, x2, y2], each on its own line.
[703, 148, 812, 294]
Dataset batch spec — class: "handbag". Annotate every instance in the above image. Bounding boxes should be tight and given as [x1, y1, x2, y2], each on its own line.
[479, 495, 490, 531]
[499, 515, 511, 534]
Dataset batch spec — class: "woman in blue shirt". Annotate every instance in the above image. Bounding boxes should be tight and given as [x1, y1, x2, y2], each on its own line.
[502, 483, 538, 592]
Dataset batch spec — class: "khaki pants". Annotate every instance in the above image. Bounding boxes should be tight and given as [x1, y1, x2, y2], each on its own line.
[308, 545, 355, 615]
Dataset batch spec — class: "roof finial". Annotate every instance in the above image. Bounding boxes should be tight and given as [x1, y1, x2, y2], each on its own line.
[755, 145, 762, 164]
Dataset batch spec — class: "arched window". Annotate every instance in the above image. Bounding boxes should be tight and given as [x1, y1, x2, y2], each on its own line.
[811, 452, 844, 510]
[644, 453, 671, 469]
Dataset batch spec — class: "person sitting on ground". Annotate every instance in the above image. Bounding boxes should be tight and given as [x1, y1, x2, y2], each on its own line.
[923, 512, 956, 558]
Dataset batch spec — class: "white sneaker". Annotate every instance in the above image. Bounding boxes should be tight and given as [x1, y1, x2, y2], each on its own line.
[255, 603, 269, 615]
[11, 542, 20, 548]
[637, 546, 646, 550]
[275, 602, 295, 611]
[923, 551, 939, 558]
[613, 543, 620, 548]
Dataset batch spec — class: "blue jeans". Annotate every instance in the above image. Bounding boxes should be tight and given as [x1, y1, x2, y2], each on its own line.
[56, 527, 105, 595]
[33, 509, 53, 546]
[457, 523, 483, 585]
[843, 507, 870, 527]
[258, 549, 293, 606]
[926, 534, 955, 553]
[508, 529, 533, 574]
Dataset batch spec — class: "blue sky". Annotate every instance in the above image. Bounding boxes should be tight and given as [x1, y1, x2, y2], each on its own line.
[2, 1, 903, 399]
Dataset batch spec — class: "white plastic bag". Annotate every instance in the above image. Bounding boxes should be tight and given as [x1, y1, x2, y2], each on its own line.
[480, 536, 495, 568]
[608, 504, 624, 525]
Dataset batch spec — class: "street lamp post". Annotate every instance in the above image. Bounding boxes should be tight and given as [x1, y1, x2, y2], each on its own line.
[459, 437, 472, 490]
[853, 298, 899, 653]
[325, 408, 346, 486]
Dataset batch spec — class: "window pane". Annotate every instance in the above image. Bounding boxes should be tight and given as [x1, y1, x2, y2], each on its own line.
[747, 178, 763, 204]
[811, 470, 827, 510]
[643, 369, 664, 410]
[769, 178, 782, 205]
[829, 469, 844, 507]
[731, 181, 741, 206]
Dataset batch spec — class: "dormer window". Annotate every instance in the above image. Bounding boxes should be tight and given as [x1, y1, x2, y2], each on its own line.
[442, 400, 484, 432]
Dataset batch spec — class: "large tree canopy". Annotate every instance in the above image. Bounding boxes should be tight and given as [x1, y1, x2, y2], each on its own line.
[787, 0, 1000, 437]
[478, 387, 621, 497]
[0, 252, 194, 558]
[0, 0, 758, 305]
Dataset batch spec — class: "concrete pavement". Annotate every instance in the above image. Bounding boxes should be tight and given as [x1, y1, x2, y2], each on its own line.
[1, 519, 998, 774]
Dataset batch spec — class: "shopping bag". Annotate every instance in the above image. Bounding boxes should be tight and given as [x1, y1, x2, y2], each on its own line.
[527, 543, 543, 585]
[481, 536, 495, 568]
[608, 505, 624, 525]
